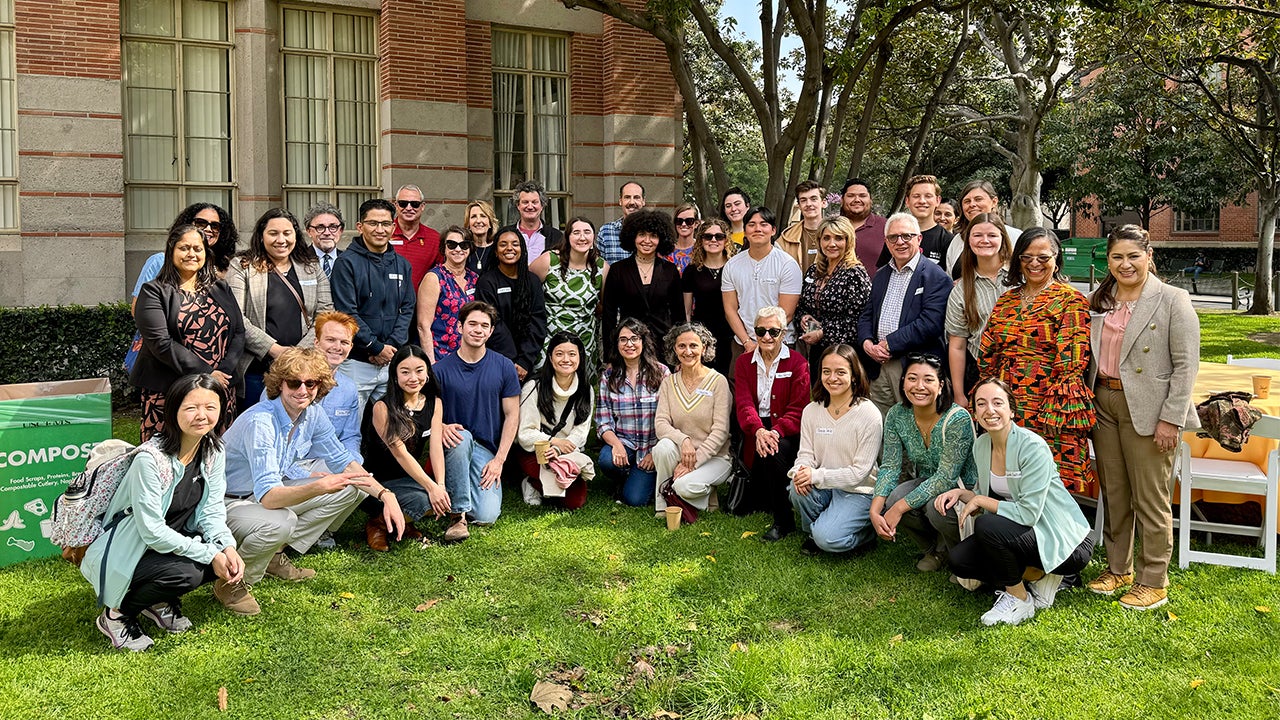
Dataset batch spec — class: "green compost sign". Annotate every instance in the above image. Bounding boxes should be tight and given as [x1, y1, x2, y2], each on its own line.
[0, 380, 111, 567]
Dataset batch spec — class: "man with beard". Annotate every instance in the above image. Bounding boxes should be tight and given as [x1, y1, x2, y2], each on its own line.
[596, 181, 648, 264]
[840, 178, 887, 271]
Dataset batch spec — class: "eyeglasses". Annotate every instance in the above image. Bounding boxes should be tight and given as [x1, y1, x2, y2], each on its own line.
[192, 218, 222, 234]
[283, 378, 321, 390]
[397, 200, 423, 209]
[445, 239, 472, 251]
[309, 224, 342, 234]
[1019, 254, 1055, 266]
[618, 336, 641, 346]
[701, 232, 727, 242]
[675, 217, 699, 227]
[361, 220, 395, 229]
[886, 233, 918, 245]
[754, 327, 783, 338]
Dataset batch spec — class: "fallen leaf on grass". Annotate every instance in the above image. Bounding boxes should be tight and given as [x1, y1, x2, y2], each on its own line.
[1256, 605, 1272, 613]
[890, 633, 904, 646]
[633, 659, 656, 680]
[242, 678, 255, 683]
[608, 554, 619, 561]
[579, 610, 605, 627]
[395, 647, 411, 656]
[437, 695, 452, 703]
[729, 642, 748, 653]
[1190, 679, 1205, 689]
[768, 620, 798, 633]
[217, 687, 227, 712]
[530, 681, 573, 713]
[700, 532, 712, 537]
[415, 599, 442, 612]
[653, 710, 682, 719]
[445, 574, 456, 582]
[338, 591, 355, 599]
[687, 621, 698, 631]
[705, 555, 716, 563]
[740, 531, 757, 539]
[1166, 610, 1179, 622]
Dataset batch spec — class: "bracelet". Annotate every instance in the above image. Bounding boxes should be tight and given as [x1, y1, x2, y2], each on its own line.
[376, 487, 389, 502]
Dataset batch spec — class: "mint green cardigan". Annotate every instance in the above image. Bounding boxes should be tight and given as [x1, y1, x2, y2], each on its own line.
[974, 424, 1091, 571]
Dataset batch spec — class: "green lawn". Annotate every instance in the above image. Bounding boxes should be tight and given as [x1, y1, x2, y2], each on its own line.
[1, 310, 1278, 719]
[1196, 310, 1280, 364]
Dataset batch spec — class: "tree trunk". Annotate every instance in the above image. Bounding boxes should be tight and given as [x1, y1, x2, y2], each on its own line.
[847, 42, 891, 181]
[809, 75, 834, 182]
[1010, 123, 1044, 229]
[1249, 181, 1277, 315]
[689, 122, 710, 210]
[892, 28, 971, 211]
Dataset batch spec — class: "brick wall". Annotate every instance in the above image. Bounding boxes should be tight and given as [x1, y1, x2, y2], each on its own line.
[380, 0, 466, 103]
[16, 0, 120, 79]
[465, 20, 491, 110]
[601, 11, 677, 117]
[1073, 192, 1266, 246]
[571, 34, 604, 116]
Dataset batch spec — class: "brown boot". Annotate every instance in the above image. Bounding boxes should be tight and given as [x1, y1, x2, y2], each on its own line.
[443, 513, 469, 543]
[365, 517, 390, 552]
[402, 521, 423, 540]
[214, 579, 260, 616]
[265, 551, 316, 582]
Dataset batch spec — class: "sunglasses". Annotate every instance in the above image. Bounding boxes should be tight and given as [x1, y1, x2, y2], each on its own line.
[904, 352, 942, 366]
[754, 327, 783, 338]
[283, 378, 321, 390]
[675, 217, 699, 226]
[445, 239, 472, 250]
[701, 232, 727, 242]
[1020, 254, 1054, 266]
[397, 200, 423, 209]
[192, 218, 222, 233]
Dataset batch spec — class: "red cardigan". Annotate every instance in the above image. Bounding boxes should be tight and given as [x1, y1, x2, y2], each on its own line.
[733, 350, 811, 442]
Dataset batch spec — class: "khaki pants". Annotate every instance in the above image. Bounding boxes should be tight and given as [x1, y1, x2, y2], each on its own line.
[869, 357, 904, 418]
[1092, 384, 1176, 588]
[224, 485, 364, 584]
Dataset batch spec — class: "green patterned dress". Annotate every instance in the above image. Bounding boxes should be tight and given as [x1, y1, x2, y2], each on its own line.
[542, 254, 605, 372]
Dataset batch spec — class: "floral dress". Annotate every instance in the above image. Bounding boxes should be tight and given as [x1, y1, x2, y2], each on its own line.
[796, 261, 872, 362]
[429, 264, 478, 357]
[979, 282, 1097, 495]
[140, 289, 236, 441]
[542, 254, 605, 371]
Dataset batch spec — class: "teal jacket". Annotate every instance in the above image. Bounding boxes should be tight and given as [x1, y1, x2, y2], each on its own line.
[974, 424, 1090, 571]
[80, 442, 237, 609]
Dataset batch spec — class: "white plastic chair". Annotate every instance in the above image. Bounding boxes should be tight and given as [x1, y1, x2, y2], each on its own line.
[1177, 414, 1280, 573]
[1226, 355, 1280, 371]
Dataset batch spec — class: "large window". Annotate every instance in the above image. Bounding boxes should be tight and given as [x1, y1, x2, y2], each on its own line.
[492, 29, 569, 227]
[281, 6, 378, 224]
[1174, 209, 1220, 234]
[0, 0, 16, 230]
[122, 0, 233, 230]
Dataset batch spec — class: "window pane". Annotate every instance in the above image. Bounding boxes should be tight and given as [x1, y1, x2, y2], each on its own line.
[186, 186, 231, 211]
[333, 13, 375, 55]
[284, 54, 329, 186]
[182, 0, 227, 42]
[492, 30, 525, 69]
[334, 58, 376, 187]
[0, 0, 13, 25]
[125, 42, 178, 182]
[183, 45, 230, 182]
[0, 29, 15, 179]
[286, 190, 327, 220]
[127, 186, 181, 229]
[282, 8, 325, 50]
[0, 183, 16, 229]
[532, 76, 566, 191]
[532, 35, 566, 73]
[125, 0, 175, 37]
[337, 191, 378, 227]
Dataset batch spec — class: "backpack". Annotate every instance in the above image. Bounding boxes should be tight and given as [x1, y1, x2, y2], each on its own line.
[50, 438, 173, 563]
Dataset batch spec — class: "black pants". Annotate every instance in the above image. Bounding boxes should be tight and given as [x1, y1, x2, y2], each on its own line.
[746, 420, 799, 531]
[119, 550, 217, 617]
[948, 512, 1093, 589]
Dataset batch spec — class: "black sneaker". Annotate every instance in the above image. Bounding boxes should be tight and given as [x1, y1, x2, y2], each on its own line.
[800, 537, 820, 556]
[141, 601, 192, 633]
[97, 609, 154, 652]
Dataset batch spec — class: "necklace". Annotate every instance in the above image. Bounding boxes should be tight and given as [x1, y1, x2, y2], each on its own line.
[680, 368, 706, 394]
[829, 397, 854, 418]
[636, 257, 655, 283]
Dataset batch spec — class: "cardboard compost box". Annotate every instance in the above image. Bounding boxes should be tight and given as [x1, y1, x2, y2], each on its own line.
[0, 378, 111, 567]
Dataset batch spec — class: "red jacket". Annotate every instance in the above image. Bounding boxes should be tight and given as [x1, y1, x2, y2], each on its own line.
[734, 350, 811, 464]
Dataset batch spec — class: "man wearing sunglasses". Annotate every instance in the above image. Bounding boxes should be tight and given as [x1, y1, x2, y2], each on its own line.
[856, 212, 951, 416]
[220, 347, 406, 615]
[390, 184, 441, 291]
[596, 181, 647, 264]
[778, 180, 827, 269]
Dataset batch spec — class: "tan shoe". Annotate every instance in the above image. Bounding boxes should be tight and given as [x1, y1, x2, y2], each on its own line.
[1087, 570, 1134, 595]
[214, 579, 261, 616]
[265, 551, 316, 582]
[443, 514, 469, 543]
[1119, 583, 1168, 610]
[916, 550, 945, 572]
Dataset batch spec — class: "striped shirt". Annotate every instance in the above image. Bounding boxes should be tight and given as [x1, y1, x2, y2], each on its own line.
[596, 365, 670, 456]
[945, 267, 1008, 358]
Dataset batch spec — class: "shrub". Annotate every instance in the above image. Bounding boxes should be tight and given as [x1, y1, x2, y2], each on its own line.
[0, 303, 135, 407]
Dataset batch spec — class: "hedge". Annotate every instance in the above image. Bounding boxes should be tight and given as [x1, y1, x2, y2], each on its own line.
[0, 303, 135, 407]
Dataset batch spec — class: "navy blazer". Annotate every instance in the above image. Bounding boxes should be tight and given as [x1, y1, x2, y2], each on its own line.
[856, 253, 951, 379]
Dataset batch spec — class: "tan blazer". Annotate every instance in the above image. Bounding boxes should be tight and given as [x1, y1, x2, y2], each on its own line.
[225, 258, 333, 374]
[1088, 274, 1199, 435]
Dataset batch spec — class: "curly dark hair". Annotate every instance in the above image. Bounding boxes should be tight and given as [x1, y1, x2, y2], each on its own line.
[620, 209, 676, 256]
[171, 202, 239, 274]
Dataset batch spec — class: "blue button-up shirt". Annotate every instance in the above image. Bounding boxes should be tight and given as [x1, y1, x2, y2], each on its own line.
[223, 396, 357, 501]
[596, 218, 627, 265]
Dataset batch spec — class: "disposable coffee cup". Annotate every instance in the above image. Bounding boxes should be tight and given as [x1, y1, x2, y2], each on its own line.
[1252, 375, 1271, 399]
[665, 506, 682, 531]
[534, 440, 550, 465]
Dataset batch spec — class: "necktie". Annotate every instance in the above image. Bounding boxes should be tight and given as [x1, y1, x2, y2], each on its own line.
[322, 253, 332, 277]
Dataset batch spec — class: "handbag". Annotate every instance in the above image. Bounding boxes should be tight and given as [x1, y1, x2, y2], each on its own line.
[659, 478, 699, 524]
[723, 454, 752, 516]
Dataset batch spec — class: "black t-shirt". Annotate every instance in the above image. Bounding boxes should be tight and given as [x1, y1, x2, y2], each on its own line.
[249, 267, 306, 374]
[165, 460, 205, 535]
[919, 225, 953, 266]
[360, 398, 435, 481]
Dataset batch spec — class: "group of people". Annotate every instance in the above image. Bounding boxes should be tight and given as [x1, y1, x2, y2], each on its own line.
[88, 174, 1200, 652]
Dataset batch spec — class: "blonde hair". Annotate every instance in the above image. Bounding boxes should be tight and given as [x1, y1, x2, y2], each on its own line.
[812, 216, 861, 275]
[463, 200, 498, 244]
[264, 347, 337, 401]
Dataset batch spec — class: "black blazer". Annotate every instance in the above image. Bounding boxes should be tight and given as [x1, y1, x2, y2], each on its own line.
[130, 280, 246, 394]
[855, 254, 951, 380]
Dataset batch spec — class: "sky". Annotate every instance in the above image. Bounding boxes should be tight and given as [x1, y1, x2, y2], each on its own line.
[718, 0, 804, 94]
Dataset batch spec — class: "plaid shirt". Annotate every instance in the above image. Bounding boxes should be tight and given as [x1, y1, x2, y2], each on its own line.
[876, 252, 921, 342]
[596, 218, 627, 264]
[596, 365, 669, 456]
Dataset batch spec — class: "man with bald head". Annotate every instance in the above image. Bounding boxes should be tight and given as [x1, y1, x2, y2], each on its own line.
[391, 184, 440, 290]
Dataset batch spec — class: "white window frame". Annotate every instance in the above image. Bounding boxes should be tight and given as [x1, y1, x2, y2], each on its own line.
[1173, 209, 1220, 234]
[0, 0, 18, 230]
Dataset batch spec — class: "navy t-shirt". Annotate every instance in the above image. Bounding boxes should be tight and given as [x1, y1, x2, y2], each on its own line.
[433, 349, 520, 453]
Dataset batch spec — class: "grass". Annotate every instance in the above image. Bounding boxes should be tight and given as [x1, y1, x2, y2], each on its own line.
[1196, 310, 1280, 363]
[1, 311, 1277, 720]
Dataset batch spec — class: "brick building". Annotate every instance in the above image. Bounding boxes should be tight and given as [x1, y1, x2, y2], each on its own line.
[0, 0, 681, 307]
[1072, 194, 1268, 249]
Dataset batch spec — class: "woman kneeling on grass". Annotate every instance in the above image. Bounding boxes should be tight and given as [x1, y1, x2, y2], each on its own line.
[360, 345, 451, 550]
[935, 378, 1094, 626]
[82, 374, 244, 652]
[788, 344, 884, 555]
[514, 331, 596, 509]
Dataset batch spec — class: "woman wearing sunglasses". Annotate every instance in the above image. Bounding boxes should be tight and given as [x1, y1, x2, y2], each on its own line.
[980, 227, 1096, 495]
[416, 225, 479, 362]
[681, 218, 738, 374]
[131, 203, 241, 312]
[530, 216, 608, 373]
[870, 353, 977, 571]
[733, 306, 810, 540]
[668, 203, 700, 273]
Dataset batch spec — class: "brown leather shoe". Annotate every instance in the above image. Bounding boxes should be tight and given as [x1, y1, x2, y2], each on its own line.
[366, 517, 390, 552]
[214, 578, 261, 616]
[443, 514, 469, 543]
[265, 551, 316, 582]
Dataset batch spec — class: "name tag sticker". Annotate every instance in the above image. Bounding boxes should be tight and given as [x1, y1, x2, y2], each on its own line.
[334, 409, 351, 417]
[805, 277, 815, 284]
[914, 287, 924, 295]
[497, 286, 512, 295]
[776, 371, 792, 379]
[695, 388, 714, 397]
[808, 248, 818, 254]
[1007, 471, 1022, 479]
[817, 427, 834, 435]
[762, 277, 778, 284]
[421, 429, 431, 437]
[300, 279, 318, 286]
[466, 288, 475, 295]
[388, 274, 403, 281]
[389, 239, 404, 245]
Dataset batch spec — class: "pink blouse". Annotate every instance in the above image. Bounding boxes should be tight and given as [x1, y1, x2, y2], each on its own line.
[1097, 302, 1134, 379]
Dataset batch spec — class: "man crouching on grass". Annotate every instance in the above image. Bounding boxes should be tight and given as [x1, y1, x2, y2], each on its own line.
[218, 347, 406, 615]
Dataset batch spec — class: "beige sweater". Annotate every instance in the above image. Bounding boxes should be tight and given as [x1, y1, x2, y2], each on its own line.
[655, 369, 732, 466]
[790, 399, 882, 493]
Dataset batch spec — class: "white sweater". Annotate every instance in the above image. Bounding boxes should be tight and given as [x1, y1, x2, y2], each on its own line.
[790, 399, 882, 493]
[517, 377, 593, 452]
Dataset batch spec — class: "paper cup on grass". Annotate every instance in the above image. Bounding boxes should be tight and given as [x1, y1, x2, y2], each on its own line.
[665, 506, 682, 531]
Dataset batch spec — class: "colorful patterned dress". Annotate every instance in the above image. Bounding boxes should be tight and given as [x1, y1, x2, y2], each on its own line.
[140, 289, 237, 441]
[542, 253, 605, 371]
[428, 264, 478, 358]
[979, 282, 1096, 495]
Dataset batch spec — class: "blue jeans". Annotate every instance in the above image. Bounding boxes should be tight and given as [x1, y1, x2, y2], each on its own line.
[790, 485, 874, 553]
[443, 429, 503, 524]
[598, 445, 656, 507]
[360, 476, 433, 523]
[241, 372, 266, 411]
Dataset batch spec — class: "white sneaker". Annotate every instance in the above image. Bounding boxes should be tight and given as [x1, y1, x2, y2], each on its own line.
[1028, 573, 1064, 610]
[521, 478, 543, 506]
[980, 590, 1036, 626]
[97, 609, 155, 651]
[141, 601, 192, 633]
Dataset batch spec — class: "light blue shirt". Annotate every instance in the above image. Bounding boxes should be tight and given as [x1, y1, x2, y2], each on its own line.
[131, 252, 165, 297]
[258, 371, 363, 472]
[223, 396, 357, 500]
